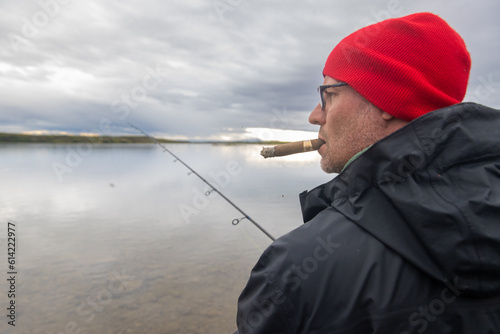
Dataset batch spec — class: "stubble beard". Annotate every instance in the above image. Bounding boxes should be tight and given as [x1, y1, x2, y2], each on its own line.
[320, 147, 344, 174]
[319, 102, 386, 174]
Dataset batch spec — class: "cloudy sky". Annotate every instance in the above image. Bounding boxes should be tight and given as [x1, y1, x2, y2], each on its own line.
[1, 0, 499, 141]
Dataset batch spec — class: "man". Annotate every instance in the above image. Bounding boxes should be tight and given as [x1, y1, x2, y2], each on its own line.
[235, 12, 500, 333]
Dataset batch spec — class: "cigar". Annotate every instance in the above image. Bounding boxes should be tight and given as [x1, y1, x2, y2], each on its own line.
[260, 139, 324, 159]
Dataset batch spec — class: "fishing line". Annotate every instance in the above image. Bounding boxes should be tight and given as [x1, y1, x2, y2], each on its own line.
[126, 122, 276, 242]
[236, 224, 265, 253]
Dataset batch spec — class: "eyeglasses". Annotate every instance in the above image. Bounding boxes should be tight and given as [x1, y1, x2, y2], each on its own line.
[317, 82, 348, 111]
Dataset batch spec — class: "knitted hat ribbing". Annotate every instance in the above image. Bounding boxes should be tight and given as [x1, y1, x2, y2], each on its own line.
[323, 12, 471, 121]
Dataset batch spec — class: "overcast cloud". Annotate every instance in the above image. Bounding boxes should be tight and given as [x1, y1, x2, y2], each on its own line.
[1, 0, 499, 140]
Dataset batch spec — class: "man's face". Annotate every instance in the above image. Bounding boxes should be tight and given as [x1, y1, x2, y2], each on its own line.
[309, 76, 388, 173]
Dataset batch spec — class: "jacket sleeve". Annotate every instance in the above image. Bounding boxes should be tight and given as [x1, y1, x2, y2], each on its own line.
[236, 246, 296, 334]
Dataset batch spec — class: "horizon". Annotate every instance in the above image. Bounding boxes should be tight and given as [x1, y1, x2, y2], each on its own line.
[0, 127, 319, 143]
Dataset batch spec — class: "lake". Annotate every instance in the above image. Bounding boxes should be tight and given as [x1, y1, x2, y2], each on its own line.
[0, 142, 333, 334]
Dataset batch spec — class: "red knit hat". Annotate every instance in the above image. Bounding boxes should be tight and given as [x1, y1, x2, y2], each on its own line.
[323, 12, 471, 121]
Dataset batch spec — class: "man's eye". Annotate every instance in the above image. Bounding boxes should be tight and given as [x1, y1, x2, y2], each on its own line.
[324, 91, 336, 100]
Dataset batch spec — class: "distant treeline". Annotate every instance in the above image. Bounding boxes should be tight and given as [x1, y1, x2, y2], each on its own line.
[0, 133, 185, 144]
[0, 132, 285, 145]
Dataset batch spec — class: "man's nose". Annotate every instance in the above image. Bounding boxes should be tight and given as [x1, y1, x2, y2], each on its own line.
[309, 103, 326, 126]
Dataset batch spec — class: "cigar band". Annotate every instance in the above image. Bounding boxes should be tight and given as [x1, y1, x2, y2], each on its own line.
[303, 140, 313, 152]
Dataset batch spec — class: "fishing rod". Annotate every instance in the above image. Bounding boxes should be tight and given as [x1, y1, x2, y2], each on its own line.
[126, 122, 276, 242]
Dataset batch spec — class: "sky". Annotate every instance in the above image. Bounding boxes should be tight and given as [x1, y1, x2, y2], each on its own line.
[1, 0, 499, 141]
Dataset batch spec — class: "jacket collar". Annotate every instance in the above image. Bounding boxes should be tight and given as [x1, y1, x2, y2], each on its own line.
[300, 103, 500, 293]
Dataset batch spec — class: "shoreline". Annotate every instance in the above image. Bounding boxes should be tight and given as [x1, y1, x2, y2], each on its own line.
[0, 133, 286, 145]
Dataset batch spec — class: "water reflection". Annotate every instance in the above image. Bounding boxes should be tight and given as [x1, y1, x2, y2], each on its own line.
[0, 143, 332, 334]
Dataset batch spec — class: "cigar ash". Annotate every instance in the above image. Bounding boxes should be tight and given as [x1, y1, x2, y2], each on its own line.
[260, 147, 276, 159]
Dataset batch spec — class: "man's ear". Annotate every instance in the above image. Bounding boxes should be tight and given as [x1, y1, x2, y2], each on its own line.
[381, 110, 410, 133]
[381, 111, 394, 121]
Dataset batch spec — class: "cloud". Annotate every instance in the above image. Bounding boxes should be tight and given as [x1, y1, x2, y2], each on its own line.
[1, 0, 499, 140]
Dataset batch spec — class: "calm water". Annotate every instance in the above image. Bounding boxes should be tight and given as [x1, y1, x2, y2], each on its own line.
[0, 143, 332, 334]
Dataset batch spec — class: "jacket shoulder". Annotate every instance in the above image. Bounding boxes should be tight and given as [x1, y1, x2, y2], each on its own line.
[237, 207, 438, 333]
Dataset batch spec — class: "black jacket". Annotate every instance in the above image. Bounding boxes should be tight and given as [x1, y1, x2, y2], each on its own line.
[236, 103, 500, 333]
